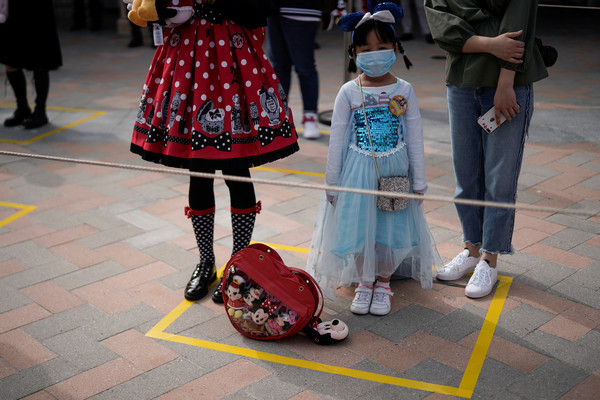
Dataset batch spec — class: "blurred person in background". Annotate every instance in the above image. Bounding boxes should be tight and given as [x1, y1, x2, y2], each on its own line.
[267, 0, 323, 139]
[0, 0, 62, 129]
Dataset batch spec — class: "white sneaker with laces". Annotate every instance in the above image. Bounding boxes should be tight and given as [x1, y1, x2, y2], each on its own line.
[350, 285, 373, 315]
[436, 249, 479, 281]
[465, 260, 498, 298]
[302, 113, 320, 139]
[369, 287, 393, 316]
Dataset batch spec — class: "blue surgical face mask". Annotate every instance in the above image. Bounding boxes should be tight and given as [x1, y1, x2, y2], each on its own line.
[355, 49, 396, 77]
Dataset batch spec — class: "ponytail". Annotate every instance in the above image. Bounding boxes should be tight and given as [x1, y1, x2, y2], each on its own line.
[347, 44, 357, 73]
[397, 40, 412, 70]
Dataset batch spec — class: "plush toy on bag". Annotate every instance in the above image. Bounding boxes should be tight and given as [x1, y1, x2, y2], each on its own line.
[222, 243, 349, 345]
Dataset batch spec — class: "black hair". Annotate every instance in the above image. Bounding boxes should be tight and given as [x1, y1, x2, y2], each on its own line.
[347, 20, 412, 73]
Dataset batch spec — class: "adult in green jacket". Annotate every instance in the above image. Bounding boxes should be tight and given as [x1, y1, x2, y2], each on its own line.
[424, 0, 548, 298]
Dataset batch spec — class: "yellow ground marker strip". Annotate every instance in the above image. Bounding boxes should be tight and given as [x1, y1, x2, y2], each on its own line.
[253, 166, 325, 178]
[0, 103, 106, 145]
[0, 201, 37, 228]
[295, 127, 330, 136]
[456, 275, 513, 398]
[146, 244, 512, 398]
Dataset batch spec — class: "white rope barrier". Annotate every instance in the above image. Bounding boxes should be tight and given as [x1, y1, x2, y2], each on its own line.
[0, 150, 596, 217]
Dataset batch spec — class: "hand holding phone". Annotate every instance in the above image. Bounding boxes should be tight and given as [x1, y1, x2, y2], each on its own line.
[477, 106, 506, 134]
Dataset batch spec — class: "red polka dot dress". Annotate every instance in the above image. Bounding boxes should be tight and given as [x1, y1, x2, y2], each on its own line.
[130, 1, 298, 171]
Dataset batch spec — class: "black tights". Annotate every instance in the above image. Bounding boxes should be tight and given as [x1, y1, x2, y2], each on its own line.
[188, 168, 255, 211]
[6, 68, 49, 112]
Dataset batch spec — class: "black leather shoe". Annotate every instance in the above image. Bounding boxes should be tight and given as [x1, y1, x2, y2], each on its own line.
[211, 279, 224, 303]
[23, 112, 49, 130]
[184, 262, 216, 301]
[4, 108, 31, 127]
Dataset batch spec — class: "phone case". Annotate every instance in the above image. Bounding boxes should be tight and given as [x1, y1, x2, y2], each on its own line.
[477, 106, 506, 134]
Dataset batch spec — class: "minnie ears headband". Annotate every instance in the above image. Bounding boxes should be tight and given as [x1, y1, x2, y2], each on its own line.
[337, 2, 404, 32]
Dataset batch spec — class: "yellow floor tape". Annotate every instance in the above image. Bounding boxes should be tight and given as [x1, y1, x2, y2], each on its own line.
[0, 201, 37, 228]
[146, 243, 512, 398]
[0, 103, 106, 145]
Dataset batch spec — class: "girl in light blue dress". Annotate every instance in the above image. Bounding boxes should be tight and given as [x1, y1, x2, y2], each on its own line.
[307, 2, 441, 316]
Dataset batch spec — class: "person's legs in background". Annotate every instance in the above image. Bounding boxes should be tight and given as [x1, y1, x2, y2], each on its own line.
[3, 66, 31, 127]
[267, 17, 320, 139]
[71, 0, 86, 30]
[124, 2, 144, 47]
[89, 0, 104, 31]
[267, 16, 293, 96]
[128, 21, 144, 47]
[287, 19, 320, 139]
[22, 69, 50, 129]
[399, 0, 414, 40]
[399, 0, 433, 43]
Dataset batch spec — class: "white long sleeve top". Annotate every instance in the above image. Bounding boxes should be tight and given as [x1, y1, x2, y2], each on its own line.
[325, 78, 428, 198]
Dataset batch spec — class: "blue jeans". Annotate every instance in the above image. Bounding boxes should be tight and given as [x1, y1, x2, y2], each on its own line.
[266, 16, 319, 113]
[447, 85, 533, 255]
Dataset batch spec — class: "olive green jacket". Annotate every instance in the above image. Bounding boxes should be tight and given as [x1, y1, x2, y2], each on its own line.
[424, 0, 548, 87]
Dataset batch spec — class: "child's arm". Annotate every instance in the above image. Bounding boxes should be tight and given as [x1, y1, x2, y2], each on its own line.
[325, 87, 353, 203]
[402, 84, 427, 194]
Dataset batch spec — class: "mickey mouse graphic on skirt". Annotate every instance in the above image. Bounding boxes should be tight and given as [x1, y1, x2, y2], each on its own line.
[127, 0, 299, 303]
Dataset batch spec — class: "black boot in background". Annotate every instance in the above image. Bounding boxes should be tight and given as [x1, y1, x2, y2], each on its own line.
[23, 69, 50, 129]
[4, 69, 31, 127]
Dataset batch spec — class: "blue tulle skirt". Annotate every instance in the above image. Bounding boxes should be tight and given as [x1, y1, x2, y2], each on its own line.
[307, 144, 441, 300]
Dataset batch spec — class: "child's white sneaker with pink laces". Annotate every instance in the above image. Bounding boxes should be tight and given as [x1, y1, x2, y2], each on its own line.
[350, 285, 373, 315]
[369, 286, 393, 316]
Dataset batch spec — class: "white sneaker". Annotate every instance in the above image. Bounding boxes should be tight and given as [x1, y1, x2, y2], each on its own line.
[369, 287, 393, 316]
[465, 260, 498, 298]
[302, 113, 320, 139]
[436, 249, 479, 281]
[350, 285, 373, 315]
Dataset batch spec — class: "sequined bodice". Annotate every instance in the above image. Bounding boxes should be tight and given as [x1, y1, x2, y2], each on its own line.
[353, 106, 402, 152]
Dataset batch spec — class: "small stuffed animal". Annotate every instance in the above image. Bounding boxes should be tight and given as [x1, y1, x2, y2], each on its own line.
[225, 276, 245, 319]
[304, 318, 349, 345]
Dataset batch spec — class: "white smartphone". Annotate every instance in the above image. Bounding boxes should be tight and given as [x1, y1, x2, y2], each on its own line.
[477, 106, 506, 134]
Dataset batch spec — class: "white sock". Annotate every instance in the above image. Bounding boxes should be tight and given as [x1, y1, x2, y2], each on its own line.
[375, 281, 390, 289]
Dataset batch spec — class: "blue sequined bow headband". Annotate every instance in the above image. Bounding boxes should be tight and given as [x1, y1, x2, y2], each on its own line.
[337, 2, 404, 33]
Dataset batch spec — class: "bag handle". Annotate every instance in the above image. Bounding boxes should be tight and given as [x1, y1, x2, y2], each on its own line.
[245, 242, 284, 264]
[358, 75, 381, 181]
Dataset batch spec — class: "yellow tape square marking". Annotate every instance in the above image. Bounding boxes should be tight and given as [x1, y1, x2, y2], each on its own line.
[0, 201, 37, 228]
[0, 103, 106, 145]
[146, 242, 512, 398]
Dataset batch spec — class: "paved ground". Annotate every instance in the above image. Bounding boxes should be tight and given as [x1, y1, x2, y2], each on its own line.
[1, 6, 599, 400]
